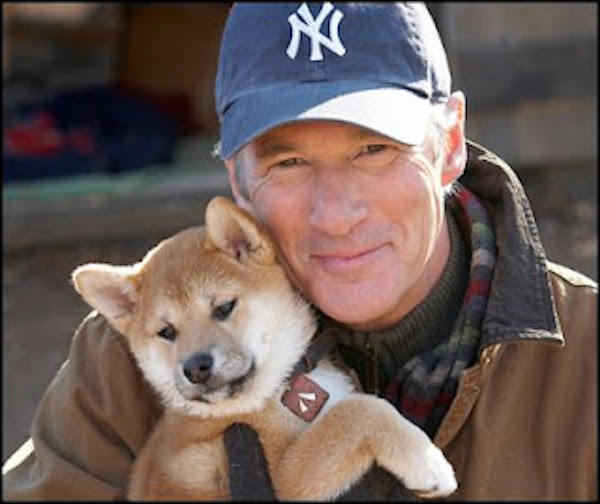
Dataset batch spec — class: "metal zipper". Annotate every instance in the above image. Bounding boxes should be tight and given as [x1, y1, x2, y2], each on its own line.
[363, 334, 380, 395]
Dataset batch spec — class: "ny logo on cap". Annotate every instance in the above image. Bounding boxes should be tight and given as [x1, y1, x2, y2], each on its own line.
[287, 2, 346, 61]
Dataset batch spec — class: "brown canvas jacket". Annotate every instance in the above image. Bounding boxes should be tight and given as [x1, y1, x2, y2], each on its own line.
[2, 142, 597, 500]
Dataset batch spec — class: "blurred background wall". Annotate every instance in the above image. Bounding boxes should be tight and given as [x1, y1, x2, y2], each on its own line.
[3, 2, 597, 462]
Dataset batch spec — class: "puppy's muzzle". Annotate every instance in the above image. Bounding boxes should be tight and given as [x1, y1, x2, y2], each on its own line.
[183, 352, 214, 384]
[177, 349, 255, 403]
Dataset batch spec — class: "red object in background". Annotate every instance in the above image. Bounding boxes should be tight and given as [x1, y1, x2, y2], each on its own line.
[4, 111, 97, 157]
[5, 111, 63, 157]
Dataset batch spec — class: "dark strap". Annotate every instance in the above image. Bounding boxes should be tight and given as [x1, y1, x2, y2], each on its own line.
[224, 423, 277, 501]
[291, 326, 342, 375]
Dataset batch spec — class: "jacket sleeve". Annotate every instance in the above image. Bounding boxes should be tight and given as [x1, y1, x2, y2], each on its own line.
[2, 311, 163, 500]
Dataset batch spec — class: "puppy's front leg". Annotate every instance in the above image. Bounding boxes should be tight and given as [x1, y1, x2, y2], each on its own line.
[273, 394, 457, 501]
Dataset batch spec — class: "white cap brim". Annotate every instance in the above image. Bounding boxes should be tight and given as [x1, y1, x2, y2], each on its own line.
[298, 88, 430, 146]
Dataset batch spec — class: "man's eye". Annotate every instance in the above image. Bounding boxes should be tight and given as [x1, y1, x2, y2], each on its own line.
[360, 144, 388, 156]
[277, 157, 304, 168]
[354, 144, 399, 167]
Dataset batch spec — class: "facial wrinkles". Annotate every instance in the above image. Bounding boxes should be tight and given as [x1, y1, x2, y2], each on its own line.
[239, 121, 448, 295]
[244, 154, 271, 202]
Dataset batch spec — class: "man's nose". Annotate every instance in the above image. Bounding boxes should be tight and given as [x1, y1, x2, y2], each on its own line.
[309, 169, 368, 236]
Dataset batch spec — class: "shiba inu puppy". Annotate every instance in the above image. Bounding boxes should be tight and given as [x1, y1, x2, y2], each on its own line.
[72, 196, 457, 501]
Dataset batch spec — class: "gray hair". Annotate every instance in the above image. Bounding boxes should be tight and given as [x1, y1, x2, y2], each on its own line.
[234, 155, 250, 199]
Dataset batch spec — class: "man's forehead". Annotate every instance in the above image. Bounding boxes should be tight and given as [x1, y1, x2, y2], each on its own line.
[247, 121, 398, 159]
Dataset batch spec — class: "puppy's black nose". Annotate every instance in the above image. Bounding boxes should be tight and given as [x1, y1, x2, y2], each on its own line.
[183, 353, 214, 384]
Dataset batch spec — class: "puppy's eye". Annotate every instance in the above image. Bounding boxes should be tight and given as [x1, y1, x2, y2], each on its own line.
[212, 299, 237, 321]
[157, 324, 177, 341]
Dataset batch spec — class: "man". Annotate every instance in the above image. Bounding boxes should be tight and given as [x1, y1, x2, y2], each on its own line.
[3, 2, 597, 500]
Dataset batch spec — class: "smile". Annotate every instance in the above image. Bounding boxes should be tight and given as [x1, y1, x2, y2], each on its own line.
[311, 244, 390, 272]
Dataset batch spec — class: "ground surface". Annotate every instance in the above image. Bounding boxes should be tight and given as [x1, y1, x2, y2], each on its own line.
[2, 164, 597, 463]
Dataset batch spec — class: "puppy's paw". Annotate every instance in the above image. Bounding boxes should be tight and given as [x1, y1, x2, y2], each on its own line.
[400, 443, 457, 499]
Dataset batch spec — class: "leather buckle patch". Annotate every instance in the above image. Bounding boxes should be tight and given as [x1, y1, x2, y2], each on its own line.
[281, 374, 329, 422]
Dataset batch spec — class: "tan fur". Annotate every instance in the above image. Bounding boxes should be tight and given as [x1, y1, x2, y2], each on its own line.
[72, 196, 457, 501]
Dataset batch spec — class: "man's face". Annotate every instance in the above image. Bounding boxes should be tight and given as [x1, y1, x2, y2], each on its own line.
[229, 120, 456, 331]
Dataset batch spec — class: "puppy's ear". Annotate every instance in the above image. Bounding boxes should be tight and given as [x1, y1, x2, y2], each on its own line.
[204, 196, 275, 265]
[72, 263, 141, 333]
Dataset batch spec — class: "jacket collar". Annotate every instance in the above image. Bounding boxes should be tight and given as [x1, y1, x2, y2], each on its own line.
[461, 140, 563, 349]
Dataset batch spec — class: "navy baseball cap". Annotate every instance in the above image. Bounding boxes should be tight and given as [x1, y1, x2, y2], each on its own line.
[215, 2, 451, 159]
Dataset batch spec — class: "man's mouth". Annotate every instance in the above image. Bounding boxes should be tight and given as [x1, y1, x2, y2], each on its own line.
[311, 243, 390, 272]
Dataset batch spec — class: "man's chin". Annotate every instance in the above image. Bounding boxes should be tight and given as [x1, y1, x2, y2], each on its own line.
[314, 296, 390, 330]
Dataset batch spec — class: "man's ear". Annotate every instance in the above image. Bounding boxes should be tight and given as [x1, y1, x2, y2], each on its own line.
[72, 263, 140, 334]
[204, 196, 275, 265]
[441, 91, 467, 186]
